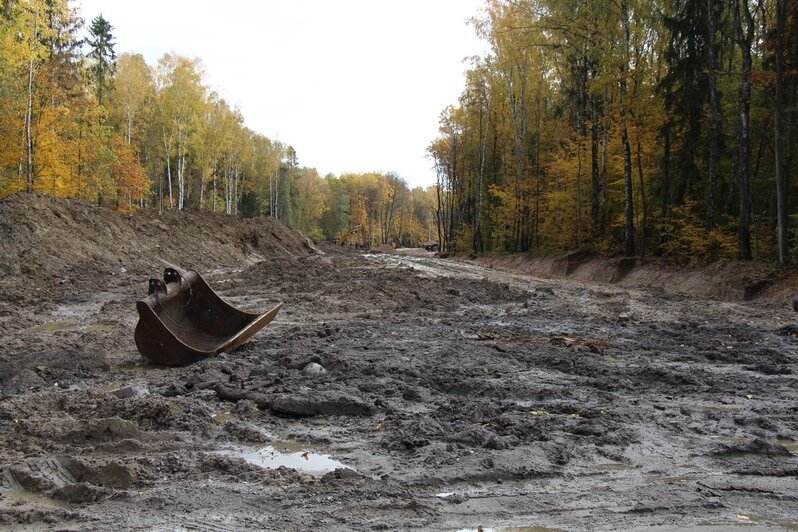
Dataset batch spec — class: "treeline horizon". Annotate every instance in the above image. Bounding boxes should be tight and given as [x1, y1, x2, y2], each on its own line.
[429, 0, 796, 266]
[0, 0, 440, 247]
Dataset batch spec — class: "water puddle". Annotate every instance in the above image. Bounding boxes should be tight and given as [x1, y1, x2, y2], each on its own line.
[4, 490, 70, 508]
[734, 514, 798, 529]
[50, 292, 117, 320]
[699, 514, 798, 530]
[776, 440, 798, 453]
[23, 320, 77, 334]
[214, 443, 351, 476]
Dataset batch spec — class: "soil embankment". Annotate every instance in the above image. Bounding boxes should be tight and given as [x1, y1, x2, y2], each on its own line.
[467, 251, 796, 303]
[0, 193, 318, 293]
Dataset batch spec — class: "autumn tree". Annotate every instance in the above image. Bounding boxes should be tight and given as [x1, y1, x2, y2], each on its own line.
[155, 53, 205, 210]
[430, 0, 795, 264]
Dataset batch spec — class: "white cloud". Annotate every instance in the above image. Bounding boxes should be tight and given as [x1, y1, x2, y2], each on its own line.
[78, 0, 486, 187]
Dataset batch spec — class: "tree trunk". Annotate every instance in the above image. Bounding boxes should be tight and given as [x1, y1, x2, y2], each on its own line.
[732, 0, 754, 260]
[178, 150, 185, 210]
[705, 0, 721, 230]
[397, 196, 405, 247]
[126, 105, 132, 144]
[225, 165, 232, 215]
[233, 167, 240, 216]
[636, 137, 647, 256]
[535, 97, 542, 248]
[25, 57, 35, 194]
[436, 172, 445, 252]
[661, 119, 671, 220]
[576, 138, 583, 245]
[620, 0, 635, 256]
[269, 173, 274, 217]
[474, 94, 487, 253]
[590, 93, 600, 237]
[163, 125, 173, 208]
[601, 88, 609, 234]
[774, 0, 788, 264]
[24, 7, 39, 195]
[212, 172, 217, 212]
[199, 172, 205, 209]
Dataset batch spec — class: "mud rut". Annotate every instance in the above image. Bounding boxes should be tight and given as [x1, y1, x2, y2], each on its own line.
[0, 249, 797, 531]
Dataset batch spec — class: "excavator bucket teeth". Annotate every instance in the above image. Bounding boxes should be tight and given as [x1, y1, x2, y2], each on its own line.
[134, 268, 282, 366]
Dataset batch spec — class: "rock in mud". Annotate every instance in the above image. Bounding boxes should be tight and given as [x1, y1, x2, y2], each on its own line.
[301, 362, 328, 377]
[269, 391, 374, 417]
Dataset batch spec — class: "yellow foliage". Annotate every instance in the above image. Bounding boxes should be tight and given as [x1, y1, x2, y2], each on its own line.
[32, 105, 75, 196]
[110, 137, 149, 212]
[539, 189, 580, 250]
[660, 202, 738, 266]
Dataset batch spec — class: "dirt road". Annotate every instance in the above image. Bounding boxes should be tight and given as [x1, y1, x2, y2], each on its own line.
[1, 230, 797, 531]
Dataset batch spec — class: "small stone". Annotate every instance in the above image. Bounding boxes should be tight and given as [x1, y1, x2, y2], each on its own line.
[111, 383, 149, 398]
[302, 362, 328, 377]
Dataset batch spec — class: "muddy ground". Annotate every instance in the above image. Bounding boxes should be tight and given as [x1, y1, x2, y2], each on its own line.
[1, 194, 797, 531]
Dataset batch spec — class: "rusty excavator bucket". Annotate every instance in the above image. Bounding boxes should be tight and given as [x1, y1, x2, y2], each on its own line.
[135, 268, 283, 366]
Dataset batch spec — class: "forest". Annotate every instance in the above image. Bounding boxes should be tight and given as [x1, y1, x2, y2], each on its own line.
[1, 0, 796, 265]
[0, 0, 439, 247]
[430, 0, 797, 265]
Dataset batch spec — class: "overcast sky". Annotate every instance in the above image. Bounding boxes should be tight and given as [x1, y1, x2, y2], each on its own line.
[76, 0, 487, 188]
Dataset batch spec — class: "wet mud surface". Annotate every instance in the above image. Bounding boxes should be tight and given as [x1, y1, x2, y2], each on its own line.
[1, 207, 798, 529]
[0, 247, 798, 530]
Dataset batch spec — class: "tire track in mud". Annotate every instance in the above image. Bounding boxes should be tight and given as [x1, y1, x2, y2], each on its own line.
[362, 253, 798, 530]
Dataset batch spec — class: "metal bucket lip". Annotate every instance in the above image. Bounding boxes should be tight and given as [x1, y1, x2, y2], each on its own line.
[135, 268, 282, 366]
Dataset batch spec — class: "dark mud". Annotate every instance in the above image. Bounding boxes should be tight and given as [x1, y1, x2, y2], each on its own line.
[1, 196, 797, 530]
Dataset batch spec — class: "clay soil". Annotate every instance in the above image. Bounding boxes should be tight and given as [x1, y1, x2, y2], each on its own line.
[1, 194, 797, 531]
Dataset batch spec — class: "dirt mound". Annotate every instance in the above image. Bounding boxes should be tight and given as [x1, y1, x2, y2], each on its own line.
[0, 193, 319, 296]
[471, 251, 798, 303]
